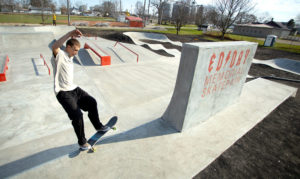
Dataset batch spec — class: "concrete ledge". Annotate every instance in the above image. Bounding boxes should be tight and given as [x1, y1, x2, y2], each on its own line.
[0, 78, 297, 178]
[84, 42, 111, 66]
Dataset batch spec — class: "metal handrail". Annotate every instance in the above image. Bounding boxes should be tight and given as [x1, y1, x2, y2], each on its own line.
[40, 54, 50, 75]
[114, 41, 139, 63]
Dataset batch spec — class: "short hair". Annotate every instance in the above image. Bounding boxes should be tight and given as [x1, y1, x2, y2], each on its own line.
[66, 38, 80, 48]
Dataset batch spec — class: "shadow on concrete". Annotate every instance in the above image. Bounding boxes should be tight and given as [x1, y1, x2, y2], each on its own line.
[0, 144, 77, 178]
[274, 58, 300, 74]
[77, 49, 98, 66]
[0, 118, 176, 178]
[96, 118, 177, 146]
[48, 40, 55, 51]
[31, 58, 39, 76]
[107, 47, 125, 63]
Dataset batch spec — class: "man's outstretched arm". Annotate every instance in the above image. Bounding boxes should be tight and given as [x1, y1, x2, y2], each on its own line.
[52, 29, 83, 56]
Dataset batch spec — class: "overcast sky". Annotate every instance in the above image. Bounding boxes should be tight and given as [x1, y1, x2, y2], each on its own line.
[63, 0, 300, 22]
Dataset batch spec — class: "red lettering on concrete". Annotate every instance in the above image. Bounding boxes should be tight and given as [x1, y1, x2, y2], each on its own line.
[201, 88, 206, 98]
[207, 86, 211, 95]
[212, 73, 217, 83]
[212, 84, 217, 93]
[225, 51, 231, 66]
[216, 52, 224, 71]
[243, 49, 250, 64]
[209, 53, 216, 72]
[217, 72, 224, 81]
[236, 50, 244, 66]
[204, 75, 211, 86]
[230, 50, 237, 68]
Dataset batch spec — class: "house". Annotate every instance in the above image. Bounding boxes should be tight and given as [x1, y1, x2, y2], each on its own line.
[126, 16, 143, 28]
[70, 7, 80, 15]
[233, 22, 290, 38]
[27, 6, 61, 14]
[198, 24, 213, 32]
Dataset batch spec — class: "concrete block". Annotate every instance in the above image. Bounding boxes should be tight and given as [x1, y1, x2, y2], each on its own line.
[163, 41, 258, 131]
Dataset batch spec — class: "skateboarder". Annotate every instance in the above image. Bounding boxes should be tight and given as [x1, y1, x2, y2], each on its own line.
[51, 29, 109, 150]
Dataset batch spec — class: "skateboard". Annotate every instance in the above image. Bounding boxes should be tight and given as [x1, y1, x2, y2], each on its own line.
[86, 116, 118, 152]
[69, 116, 118, 158]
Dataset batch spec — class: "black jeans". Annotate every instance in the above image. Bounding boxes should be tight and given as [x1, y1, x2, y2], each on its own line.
[56, 87, 104, 145]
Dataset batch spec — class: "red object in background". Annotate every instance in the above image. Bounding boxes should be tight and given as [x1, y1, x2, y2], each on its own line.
[0, 56, 9, 82]
[126, 16, 143, 28]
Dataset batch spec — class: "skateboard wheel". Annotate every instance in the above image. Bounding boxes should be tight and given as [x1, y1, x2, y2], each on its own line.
[112, 127, 116, 130]
[91, 147, 96, 152]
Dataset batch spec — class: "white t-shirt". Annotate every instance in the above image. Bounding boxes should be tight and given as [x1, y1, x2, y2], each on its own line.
[51, 48, 77, 95]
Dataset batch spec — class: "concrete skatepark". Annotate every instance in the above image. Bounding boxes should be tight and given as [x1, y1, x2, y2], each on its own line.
[0, 26, 298, 178]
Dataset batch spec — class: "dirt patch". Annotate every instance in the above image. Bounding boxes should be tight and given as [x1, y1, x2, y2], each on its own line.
[78, 28, 134, 44]
[78, 28, 300, 177]
[254, 47, 300, 60]
[58, 20, 128, 27]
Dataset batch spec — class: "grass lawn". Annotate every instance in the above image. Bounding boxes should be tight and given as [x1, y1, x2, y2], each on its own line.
[0, 13, 115, 24]
[203, 31, 300, 54]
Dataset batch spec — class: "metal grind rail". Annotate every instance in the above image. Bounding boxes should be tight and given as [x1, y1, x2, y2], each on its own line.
[114, 41, 139, 63]
[40, 54, 51, 75]
[82, 36, 111, 66]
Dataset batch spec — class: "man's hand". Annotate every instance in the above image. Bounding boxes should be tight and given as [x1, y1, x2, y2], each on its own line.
[70, 29, 83, 39]
[52, 29, 83, 57]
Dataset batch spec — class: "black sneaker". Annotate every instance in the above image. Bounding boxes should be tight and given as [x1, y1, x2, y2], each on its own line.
[97, 125, 110, 132]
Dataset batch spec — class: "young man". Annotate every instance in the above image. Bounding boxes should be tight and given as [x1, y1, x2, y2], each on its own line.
[51, 29, 109, 150]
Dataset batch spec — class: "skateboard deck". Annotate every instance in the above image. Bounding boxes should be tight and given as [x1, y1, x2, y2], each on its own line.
[87, 116, 118, 152]
[69, 116, 118, 157]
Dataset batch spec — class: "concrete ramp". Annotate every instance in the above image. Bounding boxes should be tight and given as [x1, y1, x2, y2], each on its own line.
[0, 26, 75, 39]
[77, 36, 175, 65]
[252, 58, 300, 75]
[124, 32, 182, 58]
[0, 26, 75, 51]
[0, 32, 54, 51]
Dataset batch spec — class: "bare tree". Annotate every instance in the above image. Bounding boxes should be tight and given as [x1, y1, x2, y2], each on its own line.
[30, 0, 55, 24]
[60, 4, 67, 14]
[151, 0, 167, 24]
[213, 0, 255, 40]
[50, 1, 56, 12]
[236, 12, 257, 24]
[135, 1, 144, 17]
[172, 0, 189, 35]
[101, 1, 116, 17]
[195, 5, 205, 27]
[257, 11, 272, 23]
[79, 4, 87, 12]
[205, 5, 219, 25]
[0, 0, 16, 12]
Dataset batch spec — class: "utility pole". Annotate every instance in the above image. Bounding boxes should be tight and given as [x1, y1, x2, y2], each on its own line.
[148, 0, 150, 16]
[120, 0, 122, 15]
[67, 0, 70, 26]
[143, 0, 146, 27]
